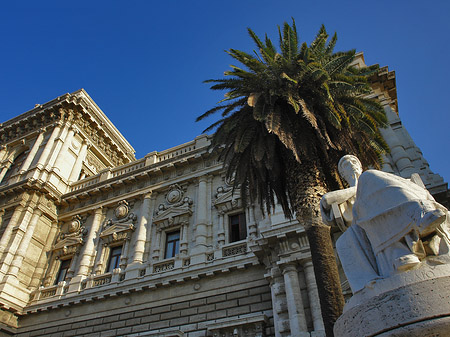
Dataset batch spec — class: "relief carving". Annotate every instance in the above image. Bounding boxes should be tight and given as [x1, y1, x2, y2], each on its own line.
[100, 200, 136, 244]
[153, 184, 193, 229]
[52, 215, 87, 258]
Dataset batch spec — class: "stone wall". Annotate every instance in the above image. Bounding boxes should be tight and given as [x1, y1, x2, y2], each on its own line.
[17, 266, 273, 337]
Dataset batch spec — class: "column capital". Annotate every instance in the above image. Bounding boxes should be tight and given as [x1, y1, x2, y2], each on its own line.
[143, 191, 153, 199]
[301, 257, 313, 268]
[280, 262, 298, 274]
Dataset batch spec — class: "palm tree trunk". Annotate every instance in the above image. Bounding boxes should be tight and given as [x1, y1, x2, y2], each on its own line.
[287, 157, 344, 337]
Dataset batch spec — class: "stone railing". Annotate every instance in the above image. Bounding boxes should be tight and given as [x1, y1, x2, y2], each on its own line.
[68, 135, 211, 193]
[69, 175, 100, 192]
[40, 286, 57, 299]
[157, 143, 197, 163]
[111, 159, 146, 178]
[153, 259, 175, 273]
[92, 273, 112, 287]
[223, 242, 247, 258]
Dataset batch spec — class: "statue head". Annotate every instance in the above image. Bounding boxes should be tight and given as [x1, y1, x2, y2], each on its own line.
[338, 155, 362, 187]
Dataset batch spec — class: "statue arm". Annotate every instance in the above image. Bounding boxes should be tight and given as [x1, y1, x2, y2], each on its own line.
[321, 186, 357, 209]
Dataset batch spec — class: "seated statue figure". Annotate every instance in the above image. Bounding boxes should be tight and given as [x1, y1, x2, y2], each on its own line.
[321, 155, 450, 293]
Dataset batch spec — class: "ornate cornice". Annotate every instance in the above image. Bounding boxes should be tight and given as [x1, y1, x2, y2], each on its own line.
[0, 90, 135, 168]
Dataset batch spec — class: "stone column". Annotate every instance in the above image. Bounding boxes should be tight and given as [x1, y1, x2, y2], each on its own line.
[7, 208, 42, 277]
[281, 263, 309, 336]
[268, 267, 289, 337]
[76, 207, 103, 277]
[192, 176, 208, 262]
[52, 125, 76, 174]
[36, 122, 62, 170]
[217, 211, 225, 247]
[119, 238, 130, 269]
[180, 222, 188, 255]
[0, 145, 7, 162]
[143, 193, 157, 262]
[152, 228, 162, 261]
[19, 128, 46, 174]
[68, 139, 90, 183]
[130, 192, 152, 264]
[93, 243, 106, 274]
[380, 127, 415, 178]
[0, 161, 13, 183]
[0, 205, 24, 257]
[303, 259, 325, 332]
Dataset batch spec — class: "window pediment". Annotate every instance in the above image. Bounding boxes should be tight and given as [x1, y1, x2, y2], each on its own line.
[214, 185, 241, 213]
[52, 236, 84, 257]
[52, 215, 86, 258]
[100, 222, 135, 244]
[154, 186, 193, 229]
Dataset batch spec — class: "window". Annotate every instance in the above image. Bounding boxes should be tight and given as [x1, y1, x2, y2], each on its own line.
[1, 151, 27, 185]
[229, 213, 247, 243]
[165, 231, 180, 259]
[106, 245, 122, 272]
[54, 259, 71, 285]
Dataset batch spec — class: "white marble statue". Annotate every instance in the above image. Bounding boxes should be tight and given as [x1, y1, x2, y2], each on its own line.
[321, 155, 450, 293]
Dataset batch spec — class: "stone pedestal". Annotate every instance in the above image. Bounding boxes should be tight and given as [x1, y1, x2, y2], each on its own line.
[334, 261, 450, 337]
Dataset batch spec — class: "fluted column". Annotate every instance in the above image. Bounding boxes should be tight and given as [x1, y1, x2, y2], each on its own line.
[76, 207, 103, 277]
[19, 128, 46, 174]
[7, 208, 42, 277]
[36, 122, 62, 170]
[52, 125, 76, 174]
[130, 192, 152, 264]
[303, 259, 325, 332]
[281, 263, 308, 336]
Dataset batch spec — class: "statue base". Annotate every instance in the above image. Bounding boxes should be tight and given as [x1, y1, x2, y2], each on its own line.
[334, 261, 450, 337]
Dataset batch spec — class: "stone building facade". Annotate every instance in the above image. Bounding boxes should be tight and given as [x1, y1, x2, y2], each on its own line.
[0, 56, 447, 337]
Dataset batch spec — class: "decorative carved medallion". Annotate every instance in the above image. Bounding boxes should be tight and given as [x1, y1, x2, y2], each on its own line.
[166, 184, 184, 204]
[114, 200, 130, 220]
[101, 200, 137, 244]
[154, 186, 193, 229]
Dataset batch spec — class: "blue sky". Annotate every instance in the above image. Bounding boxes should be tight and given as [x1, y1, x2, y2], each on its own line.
[1, 1, 449, 184]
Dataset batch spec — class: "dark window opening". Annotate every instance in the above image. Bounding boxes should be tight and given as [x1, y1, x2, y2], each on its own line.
[165, 231, 180, 259]
[106, 245, 122, 272]
[229, 213, 247, 243]
[54, 259, 71, 285]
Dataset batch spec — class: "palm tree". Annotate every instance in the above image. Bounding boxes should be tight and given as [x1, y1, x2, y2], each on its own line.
[197, 20, 388, 336]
